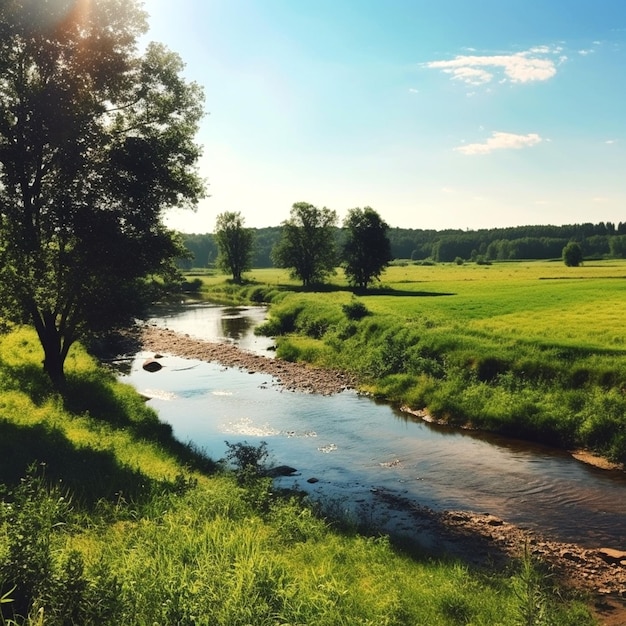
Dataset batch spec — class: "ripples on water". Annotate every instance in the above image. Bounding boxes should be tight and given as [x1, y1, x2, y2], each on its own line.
[126, 304, 626, 548]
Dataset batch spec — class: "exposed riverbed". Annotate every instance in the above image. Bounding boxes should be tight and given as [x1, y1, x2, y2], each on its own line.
[122, 303, 626, 619]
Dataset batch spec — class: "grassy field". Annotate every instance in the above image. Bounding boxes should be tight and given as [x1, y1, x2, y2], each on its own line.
[0, 327, 595, 624]
[200, 259, 626, 463]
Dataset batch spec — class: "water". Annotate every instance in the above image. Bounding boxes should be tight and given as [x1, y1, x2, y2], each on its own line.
[145, 301, 274, 355]
[125, 302, 626, 549]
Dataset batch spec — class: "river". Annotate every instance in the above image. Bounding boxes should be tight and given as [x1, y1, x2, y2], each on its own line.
[123, 302, 626, 549]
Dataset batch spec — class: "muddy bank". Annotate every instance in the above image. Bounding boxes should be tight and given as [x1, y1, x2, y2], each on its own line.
[137, 324, 626, 622]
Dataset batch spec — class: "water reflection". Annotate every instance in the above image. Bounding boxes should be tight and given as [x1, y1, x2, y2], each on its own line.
[146, 302, 274, 355]
[124, 302, 626, 549]
[219, 307, 254, 341]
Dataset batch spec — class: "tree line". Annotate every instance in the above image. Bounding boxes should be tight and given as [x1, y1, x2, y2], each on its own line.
[212, 204, 391, 290]
[181, 219, 626, 270]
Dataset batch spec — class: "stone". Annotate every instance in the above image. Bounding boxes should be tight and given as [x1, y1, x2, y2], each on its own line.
[597, 548, 626, 564]
[142, 358, 163, 372]
[265, 465, 298, 477]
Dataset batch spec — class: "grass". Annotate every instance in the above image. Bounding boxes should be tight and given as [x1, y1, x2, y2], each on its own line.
[201, 260, 626, 462]
[0, 326, 594, 624]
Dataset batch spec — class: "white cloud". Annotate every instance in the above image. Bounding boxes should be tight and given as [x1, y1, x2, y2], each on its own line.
[408, 87, 419, 93]
[444, 66, 493, 85]
[578, 49, 594, 56]
[605, 139, 617, 144]
[424, 46, 560, 85]
[455, 131, 542, 155]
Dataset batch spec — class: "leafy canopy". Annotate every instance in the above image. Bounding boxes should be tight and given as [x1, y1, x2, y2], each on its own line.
[342, 207, 391, 290]
[215, 211, 254, 284]
[0, 0, 205, 388]
[562, 242, 583, 267]
[271, 202, 338, 287]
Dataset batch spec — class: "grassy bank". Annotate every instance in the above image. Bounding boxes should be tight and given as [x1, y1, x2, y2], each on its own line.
[0, 327, 594, 624]
[200, 260, 626, 463]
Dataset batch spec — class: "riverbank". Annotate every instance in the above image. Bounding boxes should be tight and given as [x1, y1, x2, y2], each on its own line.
[140, 324, 357, 394]
[138, 323, 626, 623]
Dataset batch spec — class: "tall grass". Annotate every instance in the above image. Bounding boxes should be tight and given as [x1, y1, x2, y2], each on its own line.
[242, 260, 626, 462]
[0, 326, 594, 624]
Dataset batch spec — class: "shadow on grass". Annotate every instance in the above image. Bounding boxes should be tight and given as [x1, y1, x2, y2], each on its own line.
[0, 361, 54, 406]
[63, 373, 218, 476]
[0, 419, 152, 505]
[274, 283, 456, 298]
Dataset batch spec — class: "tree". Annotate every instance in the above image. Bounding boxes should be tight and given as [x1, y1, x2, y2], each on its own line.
[0, 0, 205, 389]
[342, 207, 391, 290]
[562, 242, 583, 267]
[271, 202, 338, 287]
[214, 211, 254, 283]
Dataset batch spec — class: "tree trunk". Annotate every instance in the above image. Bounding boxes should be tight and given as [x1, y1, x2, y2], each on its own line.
[42, 344, 66, 391]
[31, 309, 69, 391]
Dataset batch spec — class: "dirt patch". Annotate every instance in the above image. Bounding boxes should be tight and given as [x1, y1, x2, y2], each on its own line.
[570, 450, 624, 471]
[137, 324, 626, 624]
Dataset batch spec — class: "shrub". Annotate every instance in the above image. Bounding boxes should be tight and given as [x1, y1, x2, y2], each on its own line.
[562, 242, 583, 267]
[224, 441, 269, 486]
[275, 340, 301, 362]
[342, 300, 370, 321]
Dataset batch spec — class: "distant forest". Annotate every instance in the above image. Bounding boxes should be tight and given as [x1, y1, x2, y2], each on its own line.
[179, 221, 626, 269]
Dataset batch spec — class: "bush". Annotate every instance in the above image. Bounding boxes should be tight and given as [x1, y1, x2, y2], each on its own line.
[224, 441, 269, 485]
[342, 300, 370, 321]
[562, 242, 583, 267]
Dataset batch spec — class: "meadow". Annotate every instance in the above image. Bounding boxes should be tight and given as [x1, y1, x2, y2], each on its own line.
[0, 327, 594, 624]
[201, 259, 626, 463]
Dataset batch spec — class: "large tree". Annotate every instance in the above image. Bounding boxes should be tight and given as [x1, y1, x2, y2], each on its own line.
[271, 202, 337, 287]
[342, 207, 391, 290]
[215, 211, 254, 283]
[0, 0, 205, 389]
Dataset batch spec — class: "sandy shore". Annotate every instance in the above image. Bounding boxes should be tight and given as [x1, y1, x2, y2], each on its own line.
[138, 324, 626, 623]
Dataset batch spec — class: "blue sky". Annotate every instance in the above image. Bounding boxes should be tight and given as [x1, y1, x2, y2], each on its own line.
[143, 0, 626, 232]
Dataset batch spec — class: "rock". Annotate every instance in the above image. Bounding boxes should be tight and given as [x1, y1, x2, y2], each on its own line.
[142, 359, 163, 372]
[307, 477, 319, 484]
[597, 548, 626, 564]
[560, 550, 584, 563]
[485, 516, 504, 526]
[265, 465, 298, 477]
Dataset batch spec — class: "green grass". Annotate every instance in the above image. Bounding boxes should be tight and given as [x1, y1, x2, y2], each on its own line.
[0, 326, 594, 624]
[218, 260, 626, 462]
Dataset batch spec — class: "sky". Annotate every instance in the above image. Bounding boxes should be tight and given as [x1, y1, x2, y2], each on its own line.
[142, 0, 626, 232]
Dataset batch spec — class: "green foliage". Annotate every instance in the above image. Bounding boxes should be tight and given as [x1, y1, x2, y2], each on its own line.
[245, 260, 626, 462]
[562, 242, 584, 267]
[224, 441, 269, 484]
[271, 202, 338, 287]
[0, 0, 205, 389]
[342, 207, 392, 289]
[214, 211, 254, 284]
[342, 299, 370, 320]
[0, 326, 594, 625]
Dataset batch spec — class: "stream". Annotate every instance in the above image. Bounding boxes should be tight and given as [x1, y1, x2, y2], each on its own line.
[123, 302, 626, 549]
